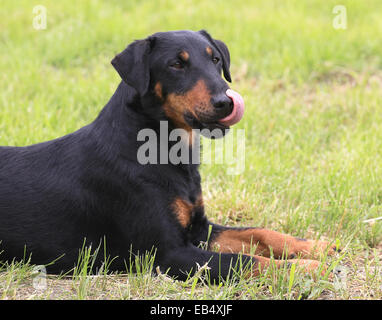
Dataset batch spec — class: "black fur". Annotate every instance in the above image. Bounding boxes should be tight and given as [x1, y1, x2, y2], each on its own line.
[0, 30, 256, 281]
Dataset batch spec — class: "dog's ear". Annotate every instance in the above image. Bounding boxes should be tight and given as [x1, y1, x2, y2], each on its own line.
[213, 39, 231, 82]
[198, 30, 231, 83]
[111, 37, 155, 95]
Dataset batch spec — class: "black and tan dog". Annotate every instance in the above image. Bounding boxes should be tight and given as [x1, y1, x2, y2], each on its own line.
[0, 30, 338, 280]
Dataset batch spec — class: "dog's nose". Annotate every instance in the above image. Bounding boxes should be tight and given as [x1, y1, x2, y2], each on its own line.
[211, 94, 233, 111]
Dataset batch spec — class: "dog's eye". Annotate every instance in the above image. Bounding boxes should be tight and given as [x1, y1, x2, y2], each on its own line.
[212, 57, 220, 64]
[170, 61, 184, 70]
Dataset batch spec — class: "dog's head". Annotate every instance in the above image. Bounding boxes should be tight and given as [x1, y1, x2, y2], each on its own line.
[111, 30, 244, 137]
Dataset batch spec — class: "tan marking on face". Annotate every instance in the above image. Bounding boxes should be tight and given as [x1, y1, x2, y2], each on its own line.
[154, 82, 163, 100]
[172, 197, 194, 228]
[179, 50, 189, 61]
[206, 46, 213, 56]
[162, 79, 212, 132]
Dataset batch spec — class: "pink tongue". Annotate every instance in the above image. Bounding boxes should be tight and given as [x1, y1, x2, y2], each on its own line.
[218, 89, 245, 126]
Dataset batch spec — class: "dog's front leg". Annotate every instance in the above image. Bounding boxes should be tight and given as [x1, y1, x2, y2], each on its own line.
[207, 225, 339, 260]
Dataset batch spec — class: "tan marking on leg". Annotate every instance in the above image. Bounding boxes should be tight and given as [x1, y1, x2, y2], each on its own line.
[195, 193, 204, 208]
[171, 198, 193, 228]
[210, 228, 338, 259]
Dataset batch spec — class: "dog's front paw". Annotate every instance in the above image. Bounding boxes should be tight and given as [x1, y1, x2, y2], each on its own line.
[291, 239, 341, 259]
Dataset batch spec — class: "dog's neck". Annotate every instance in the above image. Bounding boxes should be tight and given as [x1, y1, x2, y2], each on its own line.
[89, 81, 201, 173]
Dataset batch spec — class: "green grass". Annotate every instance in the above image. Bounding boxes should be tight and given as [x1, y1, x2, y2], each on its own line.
[1, 0, 382, 299]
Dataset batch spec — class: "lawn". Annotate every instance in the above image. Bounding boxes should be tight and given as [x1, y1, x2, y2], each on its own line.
[1, 0, 382, 299]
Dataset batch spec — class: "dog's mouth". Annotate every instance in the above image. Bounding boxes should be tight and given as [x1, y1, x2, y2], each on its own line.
[183, 89, 244, 138]
[184, 113, 229, 136]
